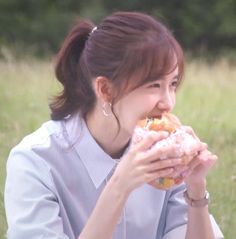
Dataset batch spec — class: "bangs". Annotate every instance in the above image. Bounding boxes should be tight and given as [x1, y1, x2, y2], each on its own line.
[113, 32, 184, 96]
[143, 38, 183, 85]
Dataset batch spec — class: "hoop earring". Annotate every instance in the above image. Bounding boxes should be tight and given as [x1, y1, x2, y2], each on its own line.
[102, 102, 112, 117]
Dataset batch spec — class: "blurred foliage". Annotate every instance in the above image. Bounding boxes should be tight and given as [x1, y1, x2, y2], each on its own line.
[0, 0, 235, 57]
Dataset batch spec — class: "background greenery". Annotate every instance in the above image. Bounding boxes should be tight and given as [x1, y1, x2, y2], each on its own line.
[0, 57, 235, 238]
[0, 0, 235, 57]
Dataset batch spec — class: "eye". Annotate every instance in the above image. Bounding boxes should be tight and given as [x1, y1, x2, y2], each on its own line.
[149, 83, 160, 88]
[171, 81, 178, 87]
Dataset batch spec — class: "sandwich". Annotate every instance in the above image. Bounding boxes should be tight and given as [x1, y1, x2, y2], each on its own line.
[133, 113, 199, 190]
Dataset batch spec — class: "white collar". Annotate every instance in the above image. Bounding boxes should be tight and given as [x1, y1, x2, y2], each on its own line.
[62, 113, 120, 189]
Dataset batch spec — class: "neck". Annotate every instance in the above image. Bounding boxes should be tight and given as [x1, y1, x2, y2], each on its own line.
[85, 110, 131, 159]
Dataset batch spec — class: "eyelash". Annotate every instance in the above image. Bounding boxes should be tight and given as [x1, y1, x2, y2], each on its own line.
[149, 81, 178, 88]
[171, 81, 178, 87]
[149, 83, 160, 88]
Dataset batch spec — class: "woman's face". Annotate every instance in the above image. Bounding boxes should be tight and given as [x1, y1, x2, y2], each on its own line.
[113, 67, 179, 136]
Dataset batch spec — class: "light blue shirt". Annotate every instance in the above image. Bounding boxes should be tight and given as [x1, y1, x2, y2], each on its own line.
[4, 113, 223, 239]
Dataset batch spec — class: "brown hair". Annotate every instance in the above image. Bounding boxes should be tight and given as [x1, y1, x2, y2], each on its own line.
[50, 11, 184, 120]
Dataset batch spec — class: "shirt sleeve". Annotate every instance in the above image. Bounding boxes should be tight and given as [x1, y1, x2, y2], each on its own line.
[4, 147, 70, 239]
[162, 215, 224, 239]
[163, 183, 188, 236]
[155, 183, 187, 239]
[156, 183, 224, 239]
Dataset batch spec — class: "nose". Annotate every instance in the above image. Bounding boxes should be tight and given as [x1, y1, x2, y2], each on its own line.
[157, 90, 174, 112]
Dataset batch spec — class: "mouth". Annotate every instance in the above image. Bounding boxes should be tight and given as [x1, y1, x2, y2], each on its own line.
[141, 111, 169, 122]
[151, 111, 171, 120]
[152, 115, 162, 119]
[146, 114, 163, 120]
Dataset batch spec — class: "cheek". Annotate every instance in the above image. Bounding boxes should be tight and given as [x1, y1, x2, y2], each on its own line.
[129, 94, 158, 119]
[114, 97, 154, 133]
[144, 96, 159, 115]
[170, 92, 176, 106]
[143, 94, 159, 109]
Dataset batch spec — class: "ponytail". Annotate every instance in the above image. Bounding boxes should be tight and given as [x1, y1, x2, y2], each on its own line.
[49, 20, 95, 120]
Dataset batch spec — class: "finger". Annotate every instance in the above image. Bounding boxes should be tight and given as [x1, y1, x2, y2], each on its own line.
[181, 125, 200, 141]
[180, 168, 192, 178]
[168, 165, 188, 178]
[186, 150, 209, 171]
[184, 153, 218, 177]
[145, 167, 174, 183]
[198, 150, 217, 163]
[200, 154, 218, 167]
[144, 143, 185, 163]
[147, 158, 183, 172]
[185, 142, 208, 156]
[133, 131, 169, 152]
[187, 156, 201, 172]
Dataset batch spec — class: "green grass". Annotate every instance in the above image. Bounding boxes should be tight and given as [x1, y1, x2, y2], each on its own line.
[174, 59, 236, 238]
[0, 57, 235, 238]
[0, 58, 58, 238]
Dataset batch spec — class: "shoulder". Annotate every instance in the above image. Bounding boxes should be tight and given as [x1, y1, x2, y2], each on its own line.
[6, 120, 67, 194]
[6, 113, 84, 174]
[7, 120, 64, 172]
[17, 120, 64, 150]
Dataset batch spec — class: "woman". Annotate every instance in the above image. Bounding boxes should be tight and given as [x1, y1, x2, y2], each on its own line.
[5, 11, 223, 239]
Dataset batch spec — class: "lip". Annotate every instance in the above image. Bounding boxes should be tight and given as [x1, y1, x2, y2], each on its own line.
[146, 115, 162, 120]
[152, 111, 171, 119]
[144, 111, 168, 120]
[154, 115, 162, 119]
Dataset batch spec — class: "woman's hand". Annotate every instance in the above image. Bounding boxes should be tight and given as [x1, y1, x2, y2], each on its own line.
[184, 149, 217, 184]
[180, 126, 218, 198]
[111, 131, 186, 195]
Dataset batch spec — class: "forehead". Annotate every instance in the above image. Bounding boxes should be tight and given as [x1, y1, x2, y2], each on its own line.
[128, 62, 179, 91]
[137, 49, 179, 83]
[148, 65, 179, 82]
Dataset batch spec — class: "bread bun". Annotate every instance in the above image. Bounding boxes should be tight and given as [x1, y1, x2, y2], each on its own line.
[138, 113, 181, 133]
[133, 113, 199, 190]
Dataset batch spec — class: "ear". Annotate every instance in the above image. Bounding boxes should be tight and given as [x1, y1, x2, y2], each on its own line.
[93, 76, 114, 102]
